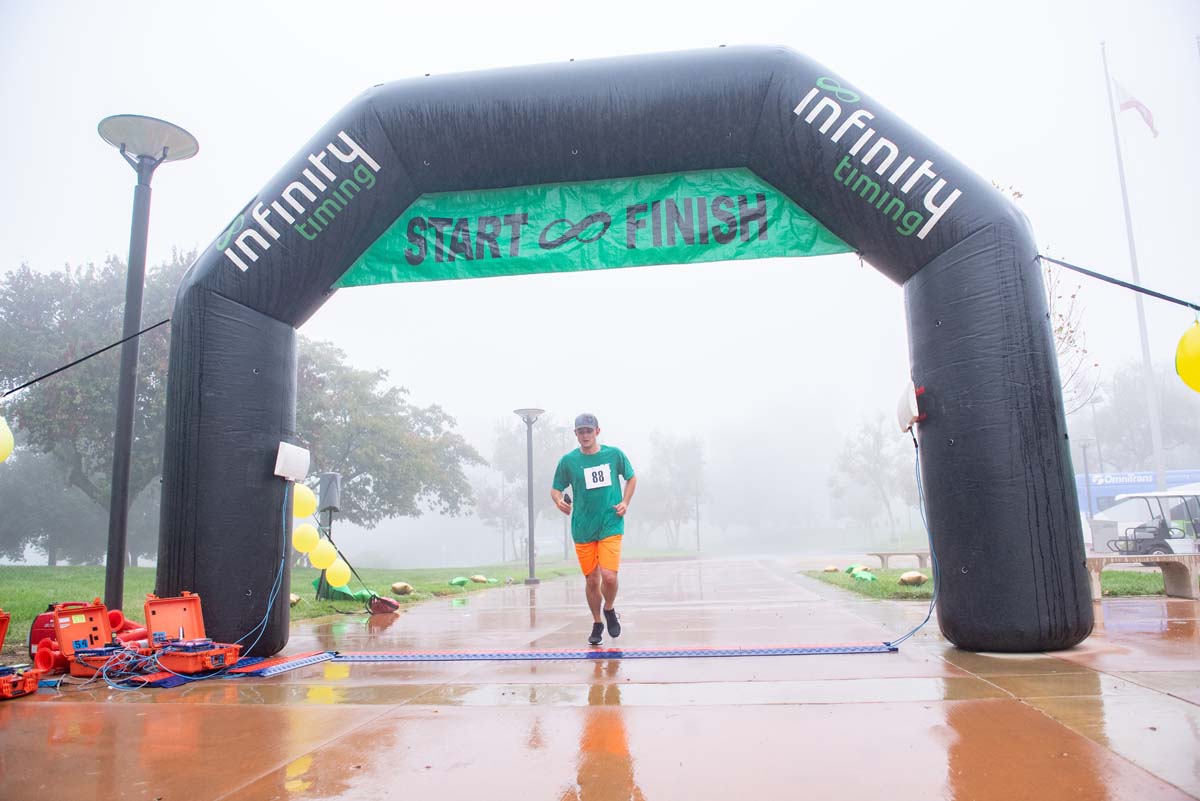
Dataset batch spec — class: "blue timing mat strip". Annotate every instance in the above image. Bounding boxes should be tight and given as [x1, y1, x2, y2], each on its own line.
[110, 652, 339, 688]
[246, 651, 336, 677]
[333, 644, 897, 662]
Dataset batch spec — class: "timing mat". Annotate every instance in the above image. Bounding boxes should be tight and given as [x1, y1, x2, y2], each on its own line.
[333, 643, 897, 662]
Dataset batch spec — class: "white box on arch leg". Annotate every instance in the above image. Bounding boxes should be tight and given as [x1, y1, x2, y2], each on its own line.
[274, 441, 310, 481]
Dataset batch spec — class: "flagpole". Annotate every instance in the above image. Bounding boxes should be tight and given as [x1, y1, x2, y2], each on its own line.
[1100, 41, 1168, 490]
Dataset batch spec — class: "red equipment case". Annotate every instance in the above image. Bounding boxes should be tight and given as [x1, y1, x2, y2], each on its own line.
[51, 599, 116, 678]
[28, 605, 56, 660]
[0, 608, 45, 699]
[144, 592, 241, 673]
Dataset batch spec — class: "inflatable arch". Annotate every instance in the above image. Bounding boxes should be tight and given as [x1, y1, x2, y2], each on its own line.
[158, 46, 1092, 655]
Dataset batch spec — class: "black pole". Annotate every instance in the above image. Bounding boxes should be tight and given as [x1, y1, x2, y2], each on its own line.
[104, 155, 159, 611]
[316, 508, 334, 600]
[562, 429, 570, 561]
[1081, 444, 1094, 521]
[524, 419, 539, 585]
[1089, 399, 1105, 474]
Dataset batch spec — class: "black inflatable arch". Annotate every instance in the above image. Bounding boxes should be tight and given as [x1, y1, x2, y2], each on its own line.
[159, 46, 1092, 655]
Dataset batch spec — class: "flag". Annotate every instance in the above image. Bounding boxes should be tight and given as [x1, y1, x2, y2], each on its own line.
[1112, 80, 1159, 137]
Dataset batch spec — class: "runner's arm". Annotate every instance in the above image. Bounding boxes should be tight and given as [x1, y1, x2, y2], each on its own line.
[614, 475, 637, 516]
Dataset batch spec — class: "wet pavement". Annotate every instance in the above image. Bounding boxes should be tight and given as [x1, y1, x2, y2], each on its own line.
[1, 557, 1197, 800]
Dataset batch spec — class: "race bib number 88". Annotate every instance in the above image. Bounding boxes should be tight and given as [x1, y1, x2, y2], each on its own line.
[584, 464, 612, 490]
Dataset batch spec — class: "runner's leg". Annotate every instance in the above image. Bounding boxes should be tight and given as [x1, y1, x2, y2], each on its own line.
[600, 567, 619, 612]
[585, 567, 603, 623]
[576, 541, 603, 623]
[598, 536, 622, 637]
[598, 535, 622, 611]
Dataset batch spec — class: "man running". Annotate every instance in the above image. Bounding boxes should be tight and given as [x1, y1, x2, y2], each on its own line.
[551, 413, 637, 645]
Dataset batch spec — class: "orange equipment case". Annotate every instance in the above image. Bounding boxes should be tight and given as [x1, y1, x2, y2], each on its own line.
[144, 592, 241, 673]
[73, 646, 152, 677]
[0, 608, 45, 699]
[51, 599, 120, 678]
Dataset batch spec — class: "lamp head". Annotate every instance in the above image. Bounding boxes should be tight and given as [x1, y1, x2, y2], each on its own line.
[513, 407, 545, 425]
[98, 114, 198, 163]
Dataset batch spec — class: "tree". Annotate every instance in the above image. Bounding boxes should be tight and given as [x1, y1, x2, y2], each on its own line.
[993, 182, 1100, 413]
[1091, 362, 1200, 471]
[295, 337, 484, 526]
[0, 253, 483, 563]
[1044, 258, 1100, 414]
[637, 432, 704, 550]
[491, 416, 572, 517]
[827, 417, 915, 544]
[476, 415, 573, 559]
[0, 253, 189, 563]
[472, 473, 525, 561]
[828, 478, 886, 535]
[0, 451, 107, 565]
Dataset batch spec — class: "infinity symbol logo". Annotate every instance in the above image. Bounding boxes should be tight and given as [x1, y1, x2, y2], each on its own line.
[539, 212, 612, 250]
[216, 214, 245, 251]
[816, 77, 860, 104]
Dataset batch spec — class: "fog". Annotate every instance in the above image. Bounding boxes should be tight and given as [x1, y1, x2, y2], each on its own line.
[2, 0, 1198, 568]
[304, 252, 913, 567]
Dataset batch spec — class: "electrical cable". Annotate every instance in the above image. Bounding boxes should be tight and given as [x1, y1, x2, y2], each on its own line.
[234, 483, 290, 654]
[1037, 254, 1199, 312]
[325, 528, 373, 593]
[1, 318, 170, 398]
[313, 516, 381, 613]
[95, 482, 292, 689]
[885, 429, 940, 648]
[881, 248, 1192, 646]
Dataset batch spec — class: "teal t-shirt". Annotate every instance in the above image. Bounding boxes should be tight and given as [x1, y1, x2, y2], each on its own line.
[552, 445, 635, 543]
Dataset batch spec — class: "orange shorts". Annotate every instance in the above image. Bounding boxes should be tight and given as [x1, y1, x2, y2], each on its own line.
[575, 535, 622, 575]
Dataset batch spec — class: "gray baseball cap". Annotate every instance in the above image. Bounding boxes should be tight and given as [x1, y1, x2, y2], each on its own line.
[574, 413, 598, 430]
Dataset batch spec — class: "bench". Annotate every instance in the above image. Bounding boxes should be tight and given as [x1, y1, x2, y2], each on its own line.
[865, 550, 930, 570]
[1086, 553, 1200, 600]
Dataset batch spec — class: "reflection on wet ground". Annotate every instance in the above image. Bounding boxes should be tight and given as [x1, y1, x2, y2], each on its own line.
[1, 557, 1197, 800]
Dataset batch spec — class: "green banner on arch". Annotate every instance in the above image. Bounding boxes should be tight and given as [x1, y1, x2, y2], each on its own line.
[334, 168, 850, 287]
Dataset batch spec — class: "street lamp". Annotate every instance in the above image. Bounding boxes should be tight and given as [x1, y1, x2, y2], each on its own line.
[1080, 442, 1094, 520]
[513, 408, 544, 586]
[98, 115, 198, 610]
[560, 426, 570, 560]
[1088, 395, 1105, 475]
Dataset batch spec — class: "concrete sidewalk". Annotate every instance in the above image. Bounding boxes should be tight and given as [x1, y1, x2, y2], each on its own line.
[1, 557, 1197, 800]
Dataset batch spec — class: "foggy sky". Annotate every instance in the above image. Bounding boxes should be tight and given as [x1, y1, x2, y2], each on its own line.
[2, 0, 1198, 566]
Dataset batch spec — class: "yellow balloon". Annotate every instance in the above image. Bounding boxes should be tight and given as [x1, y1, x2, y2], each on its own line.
[309, 539, 337, 570]
[1176, 322, 1200, 393]
[0, 417, 12, 464]
[293, 483, 318, 519]
[326, 559, 351, 588]
[291, 523, 319, 554]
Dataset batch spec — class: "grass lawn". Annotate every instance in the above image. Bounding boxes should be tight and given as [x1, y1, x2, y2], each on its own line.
[804, 568, 1172, 600]
[0, 561, 577, 662]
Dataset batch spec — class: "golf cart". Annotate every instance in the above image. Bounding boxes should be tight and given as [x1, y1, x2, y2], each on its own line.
[1090, 489, 1200, 556]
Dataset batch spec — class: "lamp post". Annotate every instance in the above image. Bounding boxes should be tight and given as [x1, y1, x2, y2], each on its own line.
[514, 408, 544, 586]
[98, 115, 197, 610]
[1080, 442, 1094, 520]
[1088, 395, 1105, 475]
[561, 426, 570, 560]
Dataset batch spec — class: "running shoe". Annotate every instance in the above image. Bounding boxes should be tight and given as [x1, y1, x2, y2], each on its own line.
[604, 608, 621, 638]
